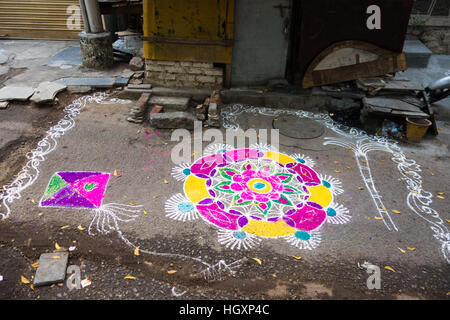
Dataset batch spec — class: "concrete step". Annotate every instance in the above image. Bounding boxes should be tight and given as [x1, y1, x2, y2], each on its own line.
[403, 39, 432, 69]
[149, 95, 190, 111]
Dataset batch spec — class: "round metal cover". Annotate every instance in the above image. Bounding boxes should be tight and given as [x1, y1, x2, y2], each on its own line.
[272, 116, 325, 139]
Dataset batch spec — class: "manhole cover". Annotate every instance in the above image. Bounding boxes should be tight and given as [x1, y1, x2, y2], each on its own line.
[273, 116, 325, 139]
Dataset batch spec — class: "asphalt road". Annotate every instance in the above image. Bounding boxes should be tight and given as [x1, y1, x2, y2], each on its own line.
[0, 92, 449, 300]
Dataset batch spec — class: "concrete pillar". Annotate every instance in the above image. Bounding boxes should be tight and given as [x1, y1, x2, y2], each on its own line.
[84, 0, 103, 33]
[79, 31, 114, 69]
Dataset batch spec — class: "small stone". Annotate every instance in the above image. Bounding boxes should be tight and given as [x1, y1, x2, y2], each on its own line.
[0, 101, 8, 109]
[129, 56, 144, 71]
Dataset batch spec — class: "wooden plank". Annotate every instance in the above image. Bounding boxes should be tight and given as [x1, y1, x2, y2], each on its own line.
[364, 97, 426, 112]
[305, 54, 407, 88]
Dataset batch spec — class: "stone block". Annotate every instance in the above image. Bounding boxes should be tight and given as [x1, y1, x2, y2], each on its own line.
[196, 75, 216, 83]
[129, 56, 144, 71]
[30, 81, 67, 104]
[0, 86, 35, 102]
[149, 96, 189, 111]
[79, 31, 113, 69]
[149, 111, 197, 129]
[33, 252, 69, 287]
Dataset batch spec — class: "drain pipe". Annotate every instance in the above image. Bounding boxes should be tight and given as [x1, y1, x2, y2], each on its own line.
[78, 0, 91, 33]
[83, 0, 104, 33]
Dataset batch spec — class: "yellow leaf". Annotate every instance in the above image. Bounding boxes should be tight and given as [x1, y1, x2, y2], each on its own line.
[406, 247, 416, 251]
[124, 275, 136, 280]
[55, 243, 62, 250]
[113, 170, 122, 177]
[77, 225, 84, 231]
[252, 258, 262, 265]
[52, 256, 61, 259]
[334, 170, 341, 173]
[21, 276, 30, 284]
[293, 256, 302, 260]
[333, 161, 339, 164]
[152, 195, 158, 199]
[164, 179, 168, 184]
[129, 202, 138, 206]
[60, 225, 70, 230]
[272, 274, 277, 278]
[437, 195, 445, 199]
[38, 213, 43, 217]
[437, 192, 444, 195]
[374, 216, 383, 220]
[31, 261, 39, 268]
[384, 266, 395, 272]
[31, 199, 35, 204]
[392, 209, 401, 214]
[30, 284, 34, 290]
[167, 270, 177, 274]
[143, 210, 148, 215]
[134, 246, 140, 256]
[397, 247, 406, 254]
[446, 219, 450, 224]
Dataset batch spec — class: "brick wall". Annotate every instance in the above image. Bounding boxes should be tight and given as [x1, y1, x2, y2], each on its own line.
[144, 60, 223, 89]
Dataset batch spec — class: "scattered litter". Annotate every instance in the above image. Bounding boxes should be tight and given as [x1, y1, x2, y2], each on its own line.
[252, 258, 262, 265]
[68, 246, 76, 252]
[81, 279, 92, 288]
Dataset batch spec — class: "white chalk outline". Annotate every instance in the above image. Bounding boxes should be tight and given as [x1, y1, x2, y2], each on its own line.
[221, 104, 450, 263]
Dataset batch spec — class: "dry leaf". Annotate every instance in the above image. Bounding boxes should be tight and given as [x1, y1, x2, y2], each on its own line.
[55, 243, 62, 250]
[164, 179, 168, 184]
[333, 161, 339, 164]
[143, 210, 148, 215]
[374, 216, 383, 220]
[334, 170, 341, 173]
[31, 261, 39, 268]
[60, 225, 70, 230]
[38, 213, 43, 217]
[77, 225, 84, 231]
[358, 187, 365, 190]
[252, 258, 262, 265]
[384, 266, 395, 272]
[31, 199, 35, 204]
[397, 247, 406, 254]
[293, 256, 302, 260]
[129, 202, 138, 206]
[124, 275, 136, 280]
[21, 276, 30, 284]
[113, 170, 122, 177]
[437, 195, 445, 199]
[134, 246, 140, 256]
[437, 192, 444, 195]
[446, 219, 450, 224]
[30, 284, 34, 290]
[167, 270, 177, 274]
[406, 247, 416, 251]
[272, 274, 277, 278]
[392, 209, 401, 214]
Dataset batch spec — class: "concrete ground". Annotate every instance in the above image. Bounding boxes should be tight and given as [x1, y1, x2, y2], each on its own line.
[0, 40, 449, 300]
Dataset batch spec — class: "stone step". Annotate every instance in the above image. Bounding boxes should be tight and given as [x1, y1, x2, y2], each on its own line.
[149, 95, 190, 111]
[403, 39, 432, 69]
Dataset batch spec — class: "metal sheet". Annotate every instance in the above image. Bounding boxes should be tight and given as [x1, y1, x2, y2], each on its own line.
[0, 0, 84, 40]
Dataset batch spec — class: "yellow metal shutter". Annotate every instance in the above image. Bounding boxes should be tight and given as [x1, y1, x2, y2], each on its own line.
[0, 0, 83, 40]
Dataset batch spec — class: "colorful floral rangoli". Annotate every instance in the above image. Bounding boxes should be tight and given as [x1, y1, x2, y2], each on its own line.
[166, 146, 351, 250]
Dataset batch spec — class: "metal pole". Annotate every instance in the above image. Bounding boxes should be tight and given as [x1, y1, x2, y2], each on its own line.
[84, 0, 103, 33]
[78, 0, 91, 33]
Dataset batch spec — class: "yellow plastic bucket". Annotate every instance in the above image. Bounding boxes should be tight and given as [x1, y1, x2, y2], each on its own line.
[406, 118, 431, 142]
